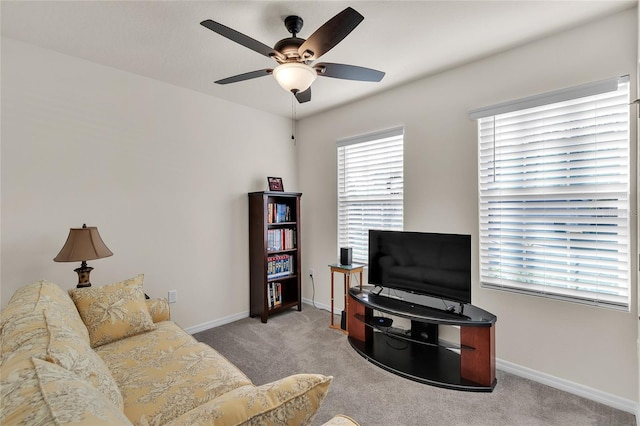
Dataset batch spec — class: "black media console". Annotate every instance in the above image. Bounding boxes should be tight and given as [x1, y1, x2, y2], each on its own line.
[347, 286, 497, 392]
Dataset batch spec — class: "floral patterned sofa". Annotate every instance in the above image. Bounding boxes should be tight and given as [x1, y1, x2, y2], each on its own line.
[1, 276, 358, 425]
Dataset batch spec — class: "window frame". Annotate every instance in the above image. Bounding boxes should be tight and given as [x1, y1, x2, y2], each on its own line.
[337, 127, 404, 265]
[471, 76, 631, 310]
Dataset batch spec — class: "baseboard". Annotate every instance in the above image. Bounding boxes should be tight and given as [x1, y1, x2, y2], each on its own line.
[497, 358, 638, 417]
[185, 311, 249, 335]
[185, 301, 326, 334]
[302, 297, 331, 312]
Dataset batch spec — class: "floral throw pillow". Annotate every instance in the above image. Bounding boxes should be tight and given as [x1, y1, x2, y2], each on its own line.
[68, 275, 155, 348]
[44, 310, 123, 409]
[32, 358, 133, 425]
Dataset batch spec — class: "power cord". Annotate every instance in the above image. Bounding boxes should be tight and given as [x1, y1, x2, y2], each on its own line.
[309, 271, 332, 313]
[309, 272, 318, 309]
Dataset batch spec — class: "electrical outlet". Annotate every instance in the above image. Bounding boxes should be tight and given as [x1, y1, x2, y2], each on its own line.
[168, 290, 177, 304]
[308, 268, 314, 278]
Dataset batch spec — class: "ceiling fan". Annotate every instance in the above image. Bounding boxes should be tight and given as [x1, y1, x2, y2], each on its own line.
[200, 7, 385, 104]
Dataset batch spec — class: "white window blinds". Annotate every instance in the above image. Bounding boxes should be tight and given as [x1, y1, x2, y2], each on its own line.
[337, 127, 404, 265]
[473, 76, 630, 310]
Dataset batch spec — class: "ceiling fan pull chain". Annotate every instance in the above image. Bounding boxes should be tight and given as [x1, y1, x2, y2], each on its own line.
[291, 94, 296, 143]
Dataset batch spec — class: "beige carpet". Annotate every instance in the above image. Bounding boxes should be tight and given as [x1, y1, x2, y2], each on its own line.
[194, 305, 636, 426]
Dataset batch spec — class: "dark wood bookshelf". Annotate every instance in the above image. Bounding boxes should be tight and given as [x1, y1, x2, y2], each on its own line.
[248, 191, 302, 323]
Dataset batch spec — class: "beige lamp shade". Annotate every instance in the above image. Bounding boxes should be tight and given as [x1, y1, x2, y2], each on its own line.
[54, 224, 113, 288]
[54, 224, 113, 262]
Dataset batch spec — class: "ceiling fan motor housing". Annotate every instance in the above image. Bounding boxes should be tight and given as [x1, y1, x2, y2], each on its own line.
[273, 37, 305, 61]
[284, 15, 304, 36]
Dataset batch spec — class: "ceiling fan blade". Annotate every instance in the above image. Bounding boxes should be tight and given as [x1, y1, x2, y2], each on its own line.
[315, 63, 385, 82]
[215, 69, 273, 85]
[201, 20, 285, 61]
[295, 87, 311, 103]
[298, 7, 363, 61]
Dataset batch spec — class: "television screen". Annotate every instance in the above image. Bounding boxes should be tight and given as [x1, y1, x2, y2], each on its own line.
[368, 230, 471, 304]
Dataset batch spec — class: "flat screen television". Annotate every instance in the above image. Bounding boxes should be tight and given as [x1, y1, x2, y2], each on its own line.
[368, 230, 471, 304]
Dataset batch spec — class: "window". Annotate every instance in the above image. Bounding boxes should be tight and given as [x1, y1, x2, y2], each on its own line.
[337, 127, 404, 265]
[470, 76, 630, 310]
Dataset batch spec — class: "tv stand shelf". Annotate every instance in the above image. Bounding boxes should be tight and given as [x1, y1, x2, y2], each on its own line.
[348, 286, 497, 392]
[354, 313, 475, 352]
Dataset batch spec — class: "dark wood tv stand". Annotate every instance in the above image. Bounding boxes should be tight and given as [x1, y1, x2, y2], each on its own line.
[348, 286, 497, 392]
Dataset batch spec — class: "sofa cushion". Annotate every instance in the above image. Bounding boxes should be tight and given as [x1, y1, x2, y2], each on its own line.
[0, 356, 131, 425]
[145, 298, 171, 323]
[69, 274, 155, 348]
[164, 374, 332, 426]
[33, 358, 133, 425]
[1, 280, 90, 345]
[146, 297, 171, 322]
[0, 355, 47, 424]
[1, 310, 49, 358]
[95, 321, 253, 425]
[0, 306, 123, 410]
[44, 310, 123, 409]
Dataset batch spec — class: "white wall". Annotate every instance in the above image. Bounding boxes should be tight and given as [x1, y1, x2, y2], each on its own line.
[1, 5, 637, 411]
[298, 8, 638, 403]
[1, 38, 298, 331]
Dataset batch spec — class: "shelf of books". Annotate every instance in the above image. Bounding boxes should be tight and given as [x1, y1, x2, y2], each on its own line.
[267, 228, 296, 252]
[266, 280, 299, 312]
[249, 191, 302, 323]
[267, 254, 294, 279]
[267, 282, 283, 309]
[267, 202, 293, 224]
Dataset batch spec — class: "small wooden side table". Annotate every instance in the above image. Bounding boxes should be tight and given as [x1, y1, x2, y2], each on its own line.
[328, 263, 365, 334]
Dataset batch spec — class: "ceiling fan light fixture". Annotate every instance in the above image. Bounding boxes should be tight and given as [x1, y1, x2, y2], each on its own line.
[273, 62, 317, 94]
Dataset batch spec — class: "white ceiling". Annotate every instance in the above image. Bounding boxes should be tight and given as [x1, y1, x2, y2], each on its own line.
[1, 1, 635, 119]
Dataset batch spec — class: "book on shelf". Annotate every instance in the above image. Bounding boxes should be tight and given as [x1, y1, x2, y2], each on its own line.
[269, 282, 275, 308]
[275, 282, 282, 306]
[267, 228, 296, 251]
[267, 203, 292, 224]
[268, 282, 283, 308]
[267, 254, 293, 279]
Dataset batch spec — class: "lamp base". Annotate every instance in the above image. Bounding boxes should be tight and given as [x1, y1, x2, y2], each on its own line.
[74, 261, 93, 288]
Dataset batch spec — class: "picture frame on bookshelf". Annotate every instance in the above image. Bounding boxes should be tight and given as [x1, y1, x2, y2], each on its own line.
[267, 177, 284, 192]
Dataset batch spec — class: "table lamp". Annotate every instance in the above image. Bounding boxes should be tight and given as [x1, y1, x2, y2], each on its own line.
[54, 224, 113, 288]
